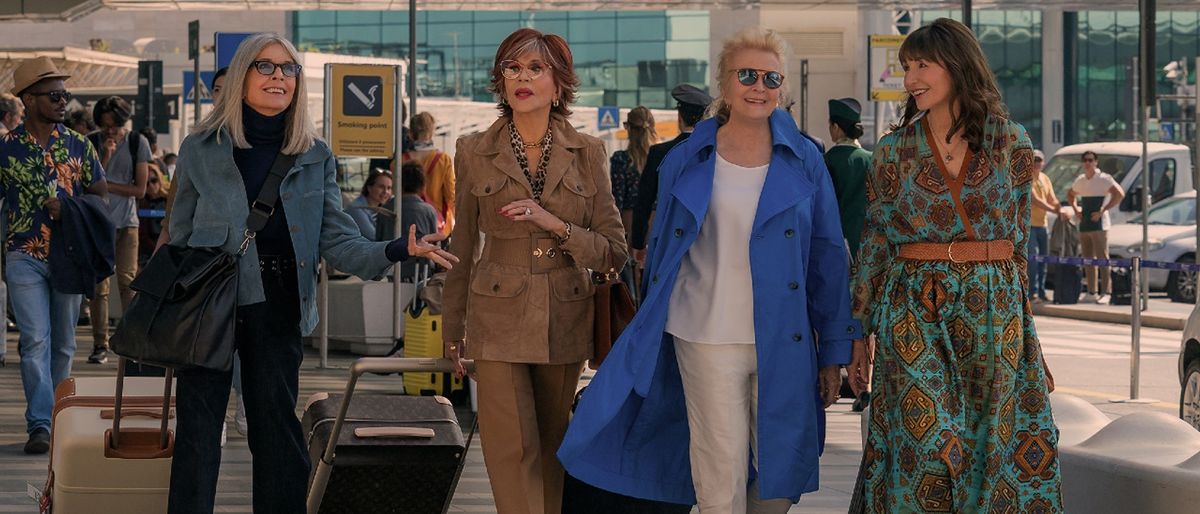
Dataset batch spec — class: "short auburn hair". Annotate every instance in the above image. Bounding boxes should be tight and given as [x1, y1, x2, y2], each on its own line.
[489, 28, 579, 118]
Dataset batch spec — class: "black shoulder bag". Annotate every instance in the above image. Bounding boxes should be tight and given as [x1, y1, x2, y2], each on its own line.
[111, 153, 297, 372]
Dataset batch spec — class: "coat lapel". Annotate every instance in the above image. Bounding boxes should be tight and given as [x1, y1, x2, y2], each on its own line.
[751, 152, 812, 231]
[478, 118, 534, 197]
[540, 115, 584, 200]
[669, 149, 715, 230]
[207, 129, 251, 212]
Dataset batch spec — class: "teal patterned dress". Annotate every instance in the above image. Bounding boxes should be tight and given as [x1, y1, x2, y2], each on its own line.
[849, 115, 1062, 513]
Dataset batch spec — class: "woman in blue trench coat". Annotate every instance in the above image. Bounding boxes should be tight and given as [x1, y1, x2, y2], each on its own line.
[559, 28, 865, 512]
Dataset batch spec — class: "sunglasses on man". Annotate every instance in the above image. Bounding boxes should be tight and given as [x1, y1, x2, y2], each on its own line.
[736, 68, 785, 89]
[28, 90, 72, 103]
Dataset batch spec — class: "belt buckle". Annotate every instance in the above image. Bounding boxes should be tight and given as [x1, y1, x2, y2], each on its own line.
[947, 241, 966, 264]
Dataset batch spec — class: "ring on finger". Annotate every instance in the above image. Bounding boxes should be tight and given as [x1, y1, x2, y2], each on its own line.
[524, 207, 532, 216]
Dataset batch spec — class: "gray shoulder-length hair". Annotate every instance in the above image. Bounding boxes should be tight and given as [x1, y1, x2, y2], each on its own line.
[197, 33, 317, 155]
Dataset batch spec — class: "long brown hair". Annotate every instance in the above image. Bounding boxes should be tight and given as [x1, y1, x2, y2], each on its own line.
[895, 18, 1007, 152]
[624, 106, 657, 173]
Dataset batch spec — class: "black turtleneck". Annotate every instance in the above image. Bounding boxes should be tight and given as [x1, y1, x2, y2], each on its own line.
[235, 103, 293, 258]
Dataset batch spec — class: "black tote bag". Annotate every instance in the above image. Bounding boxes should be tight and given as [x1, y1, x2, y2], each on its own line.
[111, 153, 296, 371]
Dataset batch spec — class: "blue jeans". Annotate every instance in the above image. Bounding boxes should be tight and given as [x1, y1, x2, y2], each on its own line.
[7, 252, 82, 433]
[168, 262, 308, 514]
[1028, 226, 1049, 299]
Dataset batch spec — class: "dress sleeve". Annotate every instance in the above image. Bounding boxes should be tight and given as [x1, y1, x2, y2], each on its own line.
[850, 135, 899, 336]
[1008, 124, 1036, 297]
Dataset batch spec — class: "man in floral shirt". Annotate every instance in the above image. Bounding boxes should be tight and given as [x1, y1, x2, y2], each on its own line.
[1, 57, 107, 454]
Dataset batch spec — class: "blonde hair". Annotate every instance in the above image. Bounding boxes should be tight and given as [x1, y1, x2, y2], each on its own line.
[197, 33, 317, 155]
[625, 106, 656, 173]
[707, 28, 790, 125]
[410, 111, 435, 141]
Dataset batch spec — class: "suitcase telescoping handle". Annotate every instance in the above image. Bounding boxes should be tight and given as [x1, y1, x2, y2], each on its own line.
[306, 357, 475, 514]
[112, 357, 173, 451]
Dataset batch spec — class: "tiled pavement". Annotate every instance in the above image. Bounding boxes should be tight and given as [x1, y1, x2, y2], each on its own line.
[0, 332, 864, 513]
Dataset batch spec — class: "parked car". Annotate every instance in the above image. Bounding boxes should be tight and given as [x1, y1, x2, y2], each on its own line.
[1106, 191, 1198, 303]
[1178, 308, 1200, 430]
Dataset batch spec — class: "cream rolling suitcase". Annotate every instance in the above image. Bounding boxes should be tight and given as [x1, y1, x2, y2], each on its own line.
[41, 360, 175, 513]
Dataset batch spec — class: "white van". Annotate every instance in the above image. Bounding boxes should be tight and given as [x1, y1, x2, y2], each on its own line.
[1043, 142, 1195, 225]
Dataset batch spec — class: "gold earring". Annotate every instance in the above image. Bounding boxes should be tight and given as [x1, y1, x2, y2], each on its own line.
[553, 98, 560, 108]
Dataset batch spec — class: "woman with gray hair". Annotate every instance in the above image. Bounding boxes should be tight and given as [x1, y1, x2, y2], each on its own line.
[165, 33, 457, 513]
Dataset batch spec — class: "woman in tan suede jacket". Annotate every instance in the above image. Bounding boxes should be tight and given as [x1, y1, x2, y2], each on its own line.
[442, 28, 626, 514]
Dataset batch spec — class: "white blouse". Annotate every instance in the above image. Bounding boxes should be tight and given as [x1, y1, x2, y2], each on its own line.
[665, 152, 769, 345]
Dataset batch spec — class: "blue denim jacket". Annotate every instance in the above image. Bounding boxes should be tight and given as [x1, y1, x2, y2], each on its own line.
[168, 128, 392, 336]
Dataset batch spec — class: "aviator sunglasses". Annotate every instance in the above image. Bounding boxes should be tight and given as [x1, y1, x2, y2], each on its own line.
[250, 60, 303, 78]
[736, 68, 784, 89]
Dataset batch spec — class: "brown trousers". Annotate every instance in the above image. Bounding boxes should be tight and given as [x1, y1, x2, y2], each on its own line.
[91, 227, 138, 348]
[474, 360, 584, 514]
[1079, 230, 1110, 295]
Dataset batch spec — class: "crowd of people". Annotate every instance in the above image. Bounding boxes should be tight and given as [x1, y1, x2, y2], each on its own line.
[0, 16, 1074, 514]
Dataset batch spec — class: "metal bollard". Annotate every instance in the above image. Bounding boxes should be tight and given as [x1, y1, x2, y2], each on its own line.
[1112, 257, 1156, 403]
[1130, 257, 1141, 400]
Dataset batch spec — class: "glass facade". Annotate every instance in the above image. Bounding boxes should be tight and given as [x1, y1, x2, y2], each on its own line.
[1068, 11, 1200, 144]
[293, 10, 710, 109]
[925, 10, 1200, 145]
[923, 10, 1044, 145]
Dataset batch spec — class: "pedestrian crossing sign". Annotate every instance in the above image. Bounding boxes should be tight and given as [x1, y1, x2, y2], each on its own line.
[598, 106, 620, 130]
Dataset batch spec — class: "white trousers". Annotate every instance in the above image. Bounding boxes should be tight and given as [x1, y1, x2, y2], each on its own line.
[673, 337, 793, 514]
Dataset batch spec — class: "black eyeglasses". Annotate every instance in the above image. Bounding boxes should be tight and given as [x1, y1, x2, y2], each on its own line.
[736, 69, 784, 89]
[251, 60, 302, 78]
[28, 90, 72, 103]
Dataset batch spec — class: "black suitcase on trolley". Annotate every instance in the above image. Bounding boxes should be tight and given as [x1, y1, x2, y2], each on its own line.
[1110, 267, 1132, 305]
[1053, 263, 1082, 305]
[304, 359, 475, 514]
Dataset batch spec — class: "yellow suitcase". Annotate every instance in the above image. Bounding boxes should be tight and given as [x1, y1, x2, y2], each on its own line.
[402, 267, 464, 398]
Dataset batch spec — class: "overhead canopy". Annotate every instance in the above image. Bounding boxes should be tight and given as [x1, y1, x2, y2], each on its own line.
[4, 0, 1199, 22]
[0, 47, 138, 94]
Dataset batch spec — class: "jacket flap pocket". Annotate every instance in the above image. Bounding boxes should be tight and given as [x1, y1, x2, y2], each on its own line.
[470, 177, 507, 197]
[549, 269, 594, 301]
[470, 267, 528, 298]
[188, 224, 230, 248]
[561, 175, 597, 197]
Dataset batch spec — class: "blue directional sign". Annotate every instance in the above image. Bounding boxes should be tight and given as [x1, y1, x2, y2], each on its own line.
[215, 32, 255, 70]
[182, 71, 215, 104]
[598, 106, 620, 130]
[1161, 122, 1176, 142]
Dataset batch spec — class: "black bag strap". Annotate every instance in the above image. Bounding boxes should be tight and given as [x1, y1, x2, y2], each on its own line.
[238, 153, 298, 255]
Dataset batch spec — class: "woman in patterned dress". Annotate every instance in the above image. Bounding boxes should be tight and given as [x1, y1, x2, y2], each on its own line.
[848, 18, 1062, 513]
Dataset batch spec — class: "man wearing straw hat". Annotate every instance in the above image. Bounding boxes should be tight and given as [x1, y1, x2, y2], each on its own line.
[1, 56, 108, 454]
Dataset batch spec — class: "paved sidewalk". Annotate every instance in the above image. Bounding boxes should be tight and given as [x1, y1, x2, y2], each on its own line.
[1033, 295, 1194, 330]
[0, 332, 867, 513]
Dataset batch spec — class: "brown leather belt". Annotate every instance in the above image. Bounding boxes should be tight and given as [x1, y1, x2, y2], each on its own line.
[898, 240, 1015, 263]
[482, 234, 574, 274]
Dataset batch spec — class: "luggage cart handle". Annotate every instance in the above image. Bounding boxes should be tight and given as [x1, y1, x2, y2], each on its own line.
[306, 357, 474, 514]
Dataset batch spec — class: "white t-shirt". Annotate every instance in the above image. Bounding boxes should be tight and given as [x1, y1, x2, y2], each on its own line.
[1071, 171, 1121, 230]
[666, 153, 769, 344]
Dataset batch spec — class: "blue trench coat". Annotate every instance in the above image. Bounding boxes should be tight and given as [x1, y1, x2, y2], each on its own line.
[558, 109, 863, 504]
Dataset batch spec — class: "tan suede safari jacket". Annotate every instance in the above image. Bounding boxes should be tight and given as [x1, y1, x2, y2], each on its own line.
[442, 114, 628, 364]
